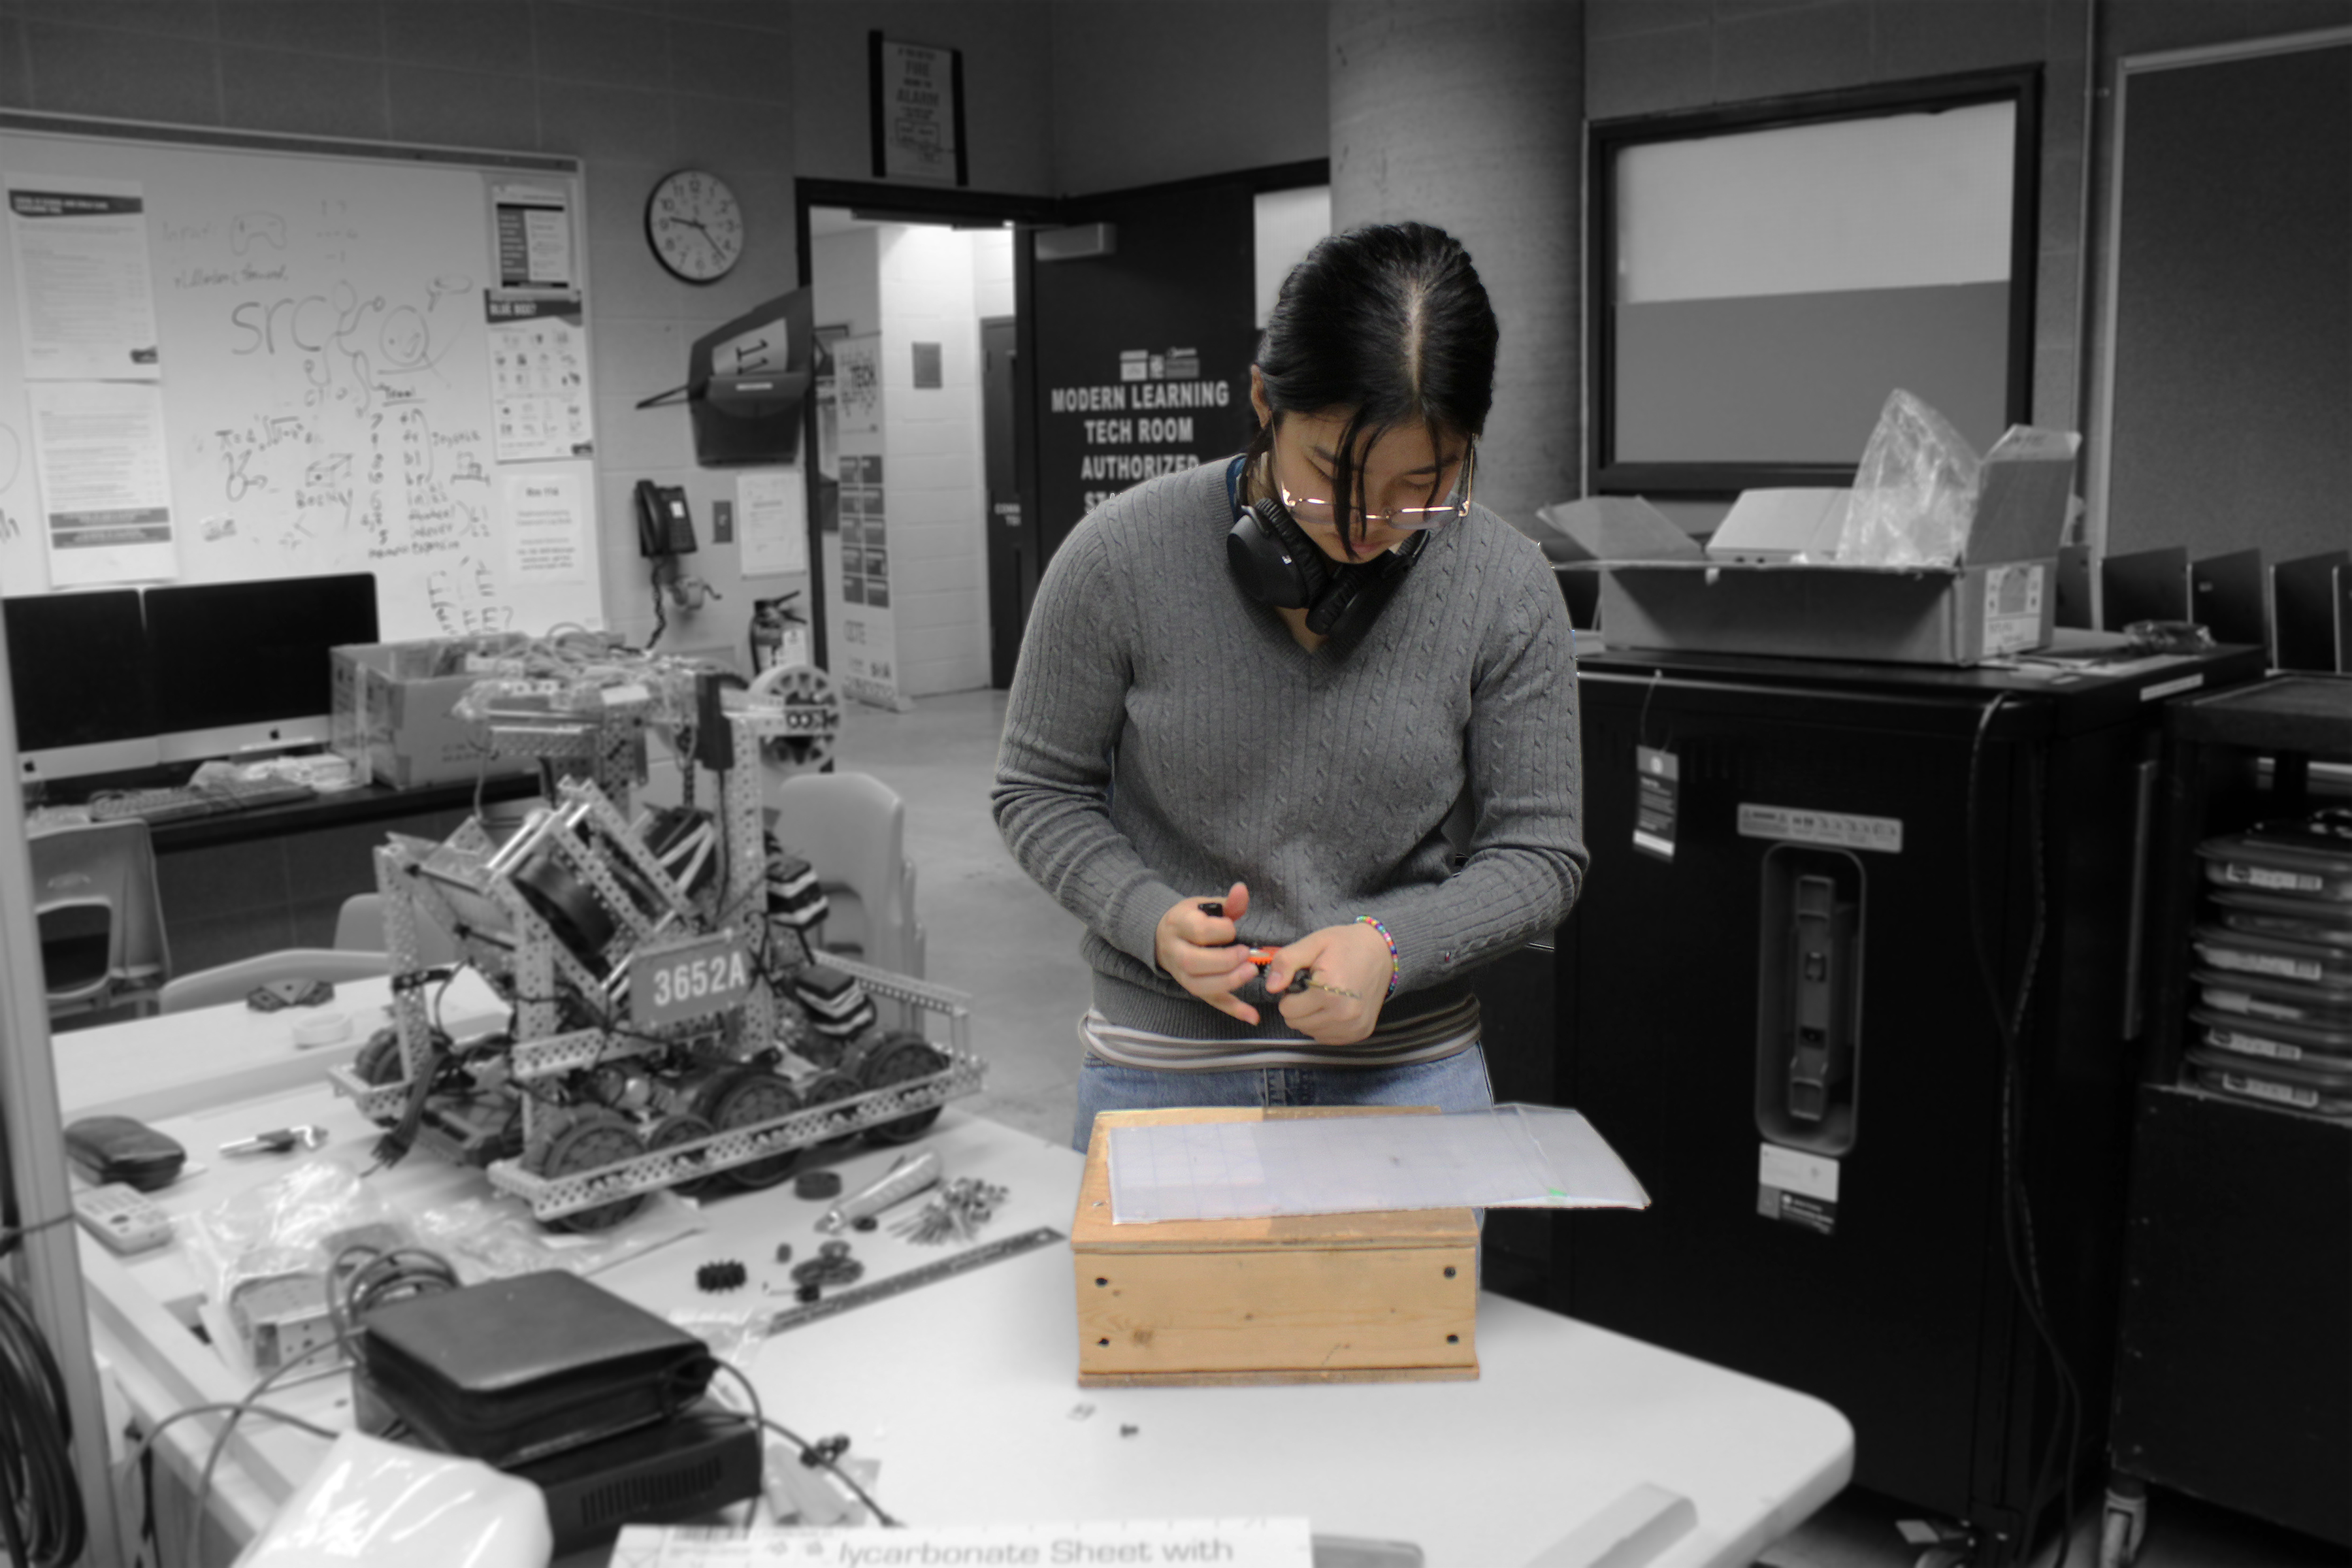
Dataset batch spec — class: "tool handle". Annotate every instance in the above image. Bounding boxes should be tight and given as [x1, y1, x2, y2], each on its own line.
[819, 1149, 943, 1232]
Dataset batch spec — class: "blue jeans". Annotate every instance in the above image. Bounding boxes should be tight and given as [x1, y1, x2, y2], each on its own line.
[1072, 1044, 1495, 1154]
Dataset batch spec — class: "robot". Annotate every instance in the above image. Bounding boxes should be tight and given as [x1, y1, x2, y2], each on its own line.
[327, 658, 980, 1232]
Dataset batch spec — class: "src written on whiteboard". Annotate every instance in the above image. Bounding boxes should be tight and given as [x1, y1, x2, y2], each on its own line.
[0, 129, 605, 640]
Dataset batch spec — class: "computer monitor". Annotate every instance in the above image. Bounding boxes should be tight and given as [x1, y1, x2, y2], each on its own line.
[144, 574, 379, 764]
[2, 589, 161, 785]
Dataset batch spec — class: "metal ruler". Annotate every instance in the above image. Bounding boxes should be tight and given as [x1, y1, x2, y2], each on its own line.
[762, 1224, 1065, 1334]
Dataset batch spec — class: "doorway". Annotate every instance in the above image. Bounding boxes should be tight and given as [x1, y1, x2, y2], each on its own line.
[796, 181, 1056, 691]
[796, 165, 1326, 691]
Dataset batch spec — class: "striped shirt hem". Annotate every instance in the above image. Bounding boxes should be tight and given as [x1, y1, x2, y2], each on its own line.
[1079, 994, 1481, 1072]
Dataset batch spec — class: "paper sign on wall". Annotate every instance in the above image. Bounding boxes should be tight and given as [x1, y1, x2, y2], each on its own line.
[7, 175, 161, 380]
[874, 38, 962, 186]
[738, 468, 807, 577]
[30, 379, 176, 586]
[504, 471, 583, 583]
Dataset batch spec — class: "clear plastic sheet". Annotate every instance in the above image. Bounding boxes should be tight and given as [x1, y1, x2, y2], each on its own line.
[1107, 1102, 1650, 1224]
[1832, 389, 1984, 568]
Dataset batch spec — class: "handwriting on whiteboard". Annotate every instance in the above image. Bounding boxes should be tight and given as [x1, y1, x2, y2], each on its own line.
[164, 197, 496, 583]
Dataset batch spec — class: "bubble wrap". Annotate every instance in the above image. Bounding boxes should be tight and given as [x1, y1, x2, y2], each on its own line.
[1835, 389, 1984, 568]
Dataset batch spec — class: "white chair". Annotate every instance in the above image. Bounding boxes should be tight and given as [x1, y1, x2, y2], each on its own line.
[767, 770, 925, 979]
[32, 819, 170, 1019]
[334, 892, 461, 967]
[158, 948, 393, 1015]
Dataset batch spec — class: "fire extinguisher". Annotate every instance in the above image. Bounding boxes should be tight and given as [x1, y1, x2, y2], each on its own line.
[749, 592, 806, 673]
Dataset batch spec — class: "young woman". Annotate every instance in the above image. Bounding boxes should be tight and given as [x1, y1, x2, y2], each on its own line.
[992, 221, 1586, 1151]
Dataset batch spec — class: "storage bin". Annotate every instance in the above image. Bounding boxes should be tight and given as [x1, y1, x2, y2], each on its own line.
[1070, 1106, 1478, 1388]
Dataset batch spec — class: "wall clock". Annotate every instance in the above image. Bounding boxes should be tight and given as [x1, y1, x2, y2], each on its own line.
[645, 169, 744, 283]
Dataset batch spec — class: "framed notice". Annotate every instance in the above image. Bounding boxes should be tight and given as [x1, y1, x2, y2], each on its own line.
[869, 33, 966, 186]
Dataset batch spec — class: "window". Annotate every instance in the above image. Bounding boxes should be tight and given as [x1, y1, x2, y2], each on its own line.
[1590, 69, 2040, 498]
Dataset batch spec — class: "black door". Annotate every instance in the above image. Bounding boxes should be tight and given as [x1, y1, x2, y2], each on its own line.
[1025, 176, 1276, 568]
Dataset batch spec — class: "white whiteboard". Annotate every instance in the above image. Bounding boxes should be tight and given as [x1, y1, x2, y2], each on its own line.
[0, 118, 602, 640]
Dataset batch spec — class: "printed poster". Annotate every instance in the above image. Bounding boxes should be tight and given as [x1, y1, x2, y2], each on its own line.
[7, 175, 161, 380]
[831, 333, 881, 439]
[490, 182, 574, 290]
[504, 471, 585, 583]
[738, 468, 807, 577]
[29, 380, 176, 585]
[29, 380, 174, 587]
[875, 39, 961, 185]
[487, 293, 594, 461]
[828, 341, 901, 710]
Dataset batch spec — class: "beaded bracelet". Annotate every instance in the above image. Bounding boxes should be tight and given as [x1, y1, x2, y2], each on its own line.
[1354, 914, 1401, 998]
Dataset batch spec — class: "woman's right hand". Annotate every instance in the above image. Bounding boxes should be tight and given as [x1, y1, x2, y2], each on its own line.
[1155, 881, 1264, 1026]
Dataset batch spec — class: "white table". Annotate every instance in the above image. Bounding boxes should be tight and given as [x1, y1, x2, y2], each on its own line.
[59, 989, 1853, 1567]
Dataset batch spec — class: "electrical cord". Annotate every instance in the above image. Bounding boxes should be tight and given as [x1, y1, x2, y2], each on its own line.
[323, 1243, 463, 1365]
[184, 1332, 359, 1568]
[706, 1360, 901, 1529]
[125, 1400, 337, 1568]
[179, 1240, 457, 1568]
[0, 1210, 77, 1256]
[1965, 694, 2083, 1568]
[0, 1269, 87, 1567]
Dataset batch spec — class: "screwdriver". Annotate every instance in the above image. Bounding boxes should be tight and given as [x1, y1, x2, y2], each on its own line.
[220, 1126, 330, 1156]
[1198, 902, 1361, 1000]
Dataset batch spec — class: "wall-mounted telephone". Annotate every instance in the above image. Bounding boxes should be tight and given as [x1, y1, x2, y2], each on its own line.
[634, 480, 698, 558]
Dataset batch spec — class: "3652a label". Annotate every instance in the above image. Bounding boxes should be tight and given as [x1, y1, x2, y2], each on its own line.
[630, 934, 752, 1028]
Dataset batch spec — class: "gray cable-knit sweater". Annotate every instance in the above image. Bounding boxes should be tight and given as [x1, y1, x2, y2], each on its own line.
[992, 459, 1586, 1050]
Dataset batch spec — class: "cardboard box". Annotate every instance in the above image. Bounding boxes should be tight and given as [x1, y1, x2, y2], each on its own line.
[331, 641, 538, 790]
[1071, 1106, 1479, 1387]
[1597, 432, 2079, 666]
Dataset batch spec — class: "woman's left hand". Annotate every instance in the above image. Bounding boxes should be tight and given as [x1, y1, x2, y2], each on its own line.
[1260, 921, 1394, 1046]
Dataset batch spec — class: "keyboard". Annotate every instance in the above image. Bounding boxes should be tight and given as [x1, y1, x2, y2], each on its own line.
[203, 776, 319, 809]
[87, 778, 318, 823]
[88, 787, 218, 823]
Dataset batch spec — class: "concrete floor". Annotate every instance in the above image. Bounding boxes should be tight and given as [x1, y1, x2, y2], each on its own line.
[826, 686, 2345, 1568]
[825, 685, 1089, 1152]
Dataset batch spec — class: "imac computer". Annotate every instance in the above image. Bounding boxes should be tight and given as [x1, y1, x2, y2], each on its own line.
[3, 589, 161, 785]
[144, 574, 380, 764]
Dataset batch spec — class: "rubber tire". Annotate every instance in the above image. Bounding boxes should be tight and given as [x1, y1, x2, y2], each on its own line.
[711, 1072, 806, 1190]
[647, 1111, 721, 1196]
[860, 1034, 949, 1145]
[538, 1114, 647, 1234]
[802, 1068, 866, 1148]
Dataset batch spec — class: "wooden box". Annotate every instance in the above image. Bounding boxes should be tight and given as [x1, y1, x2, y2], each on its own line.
[1071, 1106, 1479, 1387]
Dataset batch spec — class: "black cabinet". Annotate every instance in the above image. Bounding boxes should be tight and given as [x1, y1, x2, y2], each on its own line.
[1528, 642, 2263, 1560]
[2107, 674, 2352, 1554]
[1468, 930, 1560, 1305]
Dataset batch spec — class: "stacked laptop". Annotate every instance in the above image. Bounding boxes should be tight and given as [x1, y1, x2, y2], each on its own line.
[2187, 808, 2352, 1117]
[354, 1270, 763, 1551]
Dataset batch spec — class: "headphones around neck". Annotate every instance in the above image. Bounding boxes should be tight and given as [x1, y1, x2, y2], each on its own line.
[1224, 460, 1429, 640]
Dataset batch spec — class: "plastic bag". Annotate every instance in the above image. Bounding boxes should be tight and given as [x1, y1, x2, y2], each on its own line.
[1835, 389, 1984, 568]
[235, 1429, 551, 1566]
[184, 1156, 410, 1377]
[404, 1188, 703, 1284]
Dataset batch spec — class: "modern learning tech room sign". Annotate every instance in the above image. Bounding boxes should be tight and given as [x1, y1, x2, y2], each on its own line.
[1039, 346, 1250, 553]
